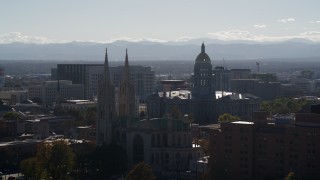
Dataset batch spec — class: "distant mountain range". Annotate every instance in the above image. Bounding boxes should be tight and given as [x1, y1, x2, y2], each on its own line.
[0, 38, 320, 61]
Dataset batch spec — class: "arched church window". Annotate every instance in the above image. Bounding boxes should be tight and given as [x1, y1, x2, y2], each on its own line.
[133, 134, 144, 162]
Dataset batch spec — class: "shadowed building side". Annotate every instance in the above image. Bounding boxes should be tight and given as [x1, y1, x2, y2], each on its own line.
[96, 48, 116, 146]
[118, 49, 136, 118]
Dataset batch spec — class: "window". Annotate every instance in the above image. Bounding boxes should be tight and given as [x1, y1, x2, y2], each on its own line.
[133, 134, 144, 162]
[163, 134, 168, 147]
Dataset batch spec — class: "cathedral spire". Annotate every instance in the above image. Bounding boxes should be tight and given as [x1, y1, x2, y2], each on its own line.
[201, 42, 205, 53]
[123, 48, 130, 82]
[119, 48, 136, 118]
[104, 48, 111, 84]
[97, 47, 116, 146]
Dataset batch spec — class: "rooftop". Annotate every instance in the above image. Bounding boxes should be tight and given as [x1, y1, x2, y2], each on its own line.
[231, 121, 254, 125]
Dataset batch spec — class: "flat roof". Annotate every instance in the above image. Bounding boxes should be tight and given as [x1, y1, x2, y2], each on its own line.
[231, 121, 254, 125]
[0, 139, 41, 147]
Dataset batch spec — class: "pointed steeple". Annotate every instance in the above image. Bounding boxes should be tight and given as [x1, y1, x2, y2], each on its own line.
[97, 47, 116, 146]
[123, 48, 130, 82]
[119, 48, 136, 118]
[104, 48, 111, 84]
[201, 42, 205, 53]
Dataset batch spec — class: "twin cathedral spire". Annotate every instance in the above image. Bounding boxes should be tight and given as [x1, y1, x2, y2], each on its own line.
[96, 48, 136, 145]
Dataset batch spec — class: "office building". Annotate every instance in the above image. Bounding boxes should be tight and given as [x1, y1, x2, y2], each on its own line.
[53, 63, 155, 100]
[28, 80, 84, 106]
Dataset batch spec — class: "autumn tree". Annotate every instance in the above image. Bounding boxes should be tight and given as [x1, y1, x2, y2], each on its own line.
[20, 140, 75, 180]
[48, 140, 75, 180]
[285, 171, 296, 180]
[218, 113, 241, 123]
[125, 162, 155, 180]
[20, 157, 44, 179]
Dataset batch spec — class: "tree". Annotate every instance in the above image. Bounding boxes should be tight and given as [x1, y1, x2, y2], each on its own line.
[261, 97, 308, 115]
[285, 171, 295, 180]
[48, 140, 75, 180]
[125, 162, 155, 180]
[218, 113, 241, 123]
[3, 112, 19, 120]
[20, 157, 47, 180]
[89, 142, 127, 179]
[73, 142, 96, 178]
[85, 106, 97, 125]
[20, 140, 75, 180]
[170, 105, 182, 119]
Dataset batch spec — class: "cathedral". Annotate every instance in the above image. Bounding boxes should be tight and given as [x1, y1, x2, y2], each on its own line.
[96, 48, 116, 146]
[96, 48, 203, 177]
[96, 44, 259, 177]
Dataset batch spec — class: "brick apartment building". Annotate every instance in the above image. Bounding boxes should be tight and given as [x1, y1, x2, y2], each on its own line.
[209, 110, 320, 179]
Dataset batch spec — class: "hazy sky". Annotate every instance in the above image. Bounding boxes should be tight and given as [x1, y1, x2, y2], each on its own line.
[1, 0, 320, 43]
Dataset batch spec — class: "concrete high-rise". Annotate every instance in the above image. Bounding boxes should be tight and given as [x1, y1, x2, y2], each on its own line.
[54, 64, 155, 101]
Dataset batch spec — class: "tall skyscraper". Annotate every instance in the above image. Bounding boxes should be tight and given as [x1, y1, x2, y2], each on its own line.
[96, 48, 116, 146]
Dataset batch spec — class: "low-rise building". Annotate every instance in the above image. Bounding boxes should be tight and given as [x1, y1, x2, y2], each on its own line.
[61, 100, 96, 111]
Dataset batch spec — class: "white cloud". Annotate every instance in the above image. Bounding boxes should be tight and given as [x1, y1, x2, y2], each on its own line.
[208, 30, 258, 41]
[0, 32, 169, 44]
[309, 20, 320, 24]
[175, 36, 196, 42]
[254, 24, 267, 29]
[208, 30, 320, 42]
[276, 18, 295, 23]
[107, 37, 167, 43]
[0, 32, 58, 44]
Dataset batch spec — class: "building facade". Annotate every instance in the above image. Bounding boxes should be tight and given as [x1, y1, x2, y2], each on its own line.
[28, 80, 84, 106]
[209, 111, 320, 179]
[96, 49, 116, 146]
[118, 49, 136, 118]
[93, 48, 204, 178]
[54, 64, 155, 101]
[146, 43, 260, 124]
